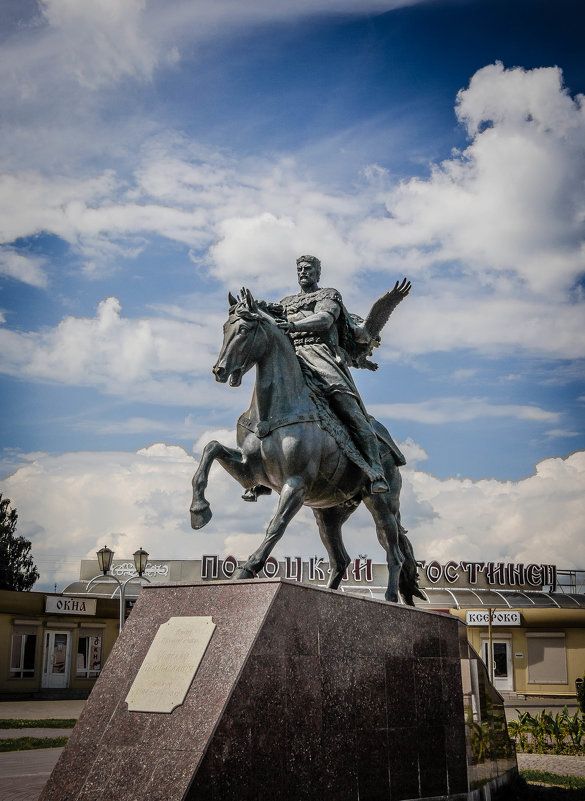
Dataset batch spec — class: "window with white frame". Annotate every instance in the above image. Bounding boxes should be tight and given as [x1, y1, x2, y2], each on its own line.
[76, 630, 103, 678]
[10, 626, 38, 678]
[526, 632, 567, 684]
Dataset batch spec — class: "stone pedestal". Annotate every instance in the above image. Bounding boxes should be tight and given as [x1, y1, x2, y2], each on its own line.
[39, 579, 516, 801]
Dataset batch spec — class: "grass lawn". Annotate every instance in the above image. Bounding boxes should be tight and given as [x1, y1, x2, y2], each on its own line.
[0, 718, 76, 729]
[0, 736, 69, 752]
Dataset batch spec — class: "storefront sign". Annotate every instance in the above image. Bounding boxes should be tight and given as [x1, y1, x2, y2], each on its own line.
[79, 556, 557, 592]
[417, 560, 556, 591]
[198, 555, 556, 592]
[200, 554, 374, 584]
[46, 596, 97, 616]
[466, 610, 521, 626]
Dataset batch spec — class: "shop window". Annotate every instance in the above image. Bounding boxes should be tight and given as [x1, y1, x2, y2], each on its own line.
[10, 627, 37, 678]
[76, 631, 103, 678]
[526, 633, 567, 684]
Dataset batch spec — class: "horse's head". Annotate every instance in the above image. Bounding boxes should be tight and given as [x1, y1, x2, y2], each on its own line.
[213, 288, 271, 387]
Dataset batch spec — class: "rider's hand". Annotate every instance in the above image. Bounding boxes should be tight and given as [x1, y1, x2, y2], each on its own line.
[277, 320, 295, 334]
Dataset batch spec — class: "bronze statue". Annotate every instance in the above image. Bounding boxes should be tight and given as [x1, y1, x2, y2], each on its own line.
[190, 256, 423, 604]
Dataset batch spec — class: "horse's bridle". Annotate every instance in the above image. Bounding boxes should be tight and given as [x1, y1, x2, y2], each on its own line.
[226, 312, 263, 378]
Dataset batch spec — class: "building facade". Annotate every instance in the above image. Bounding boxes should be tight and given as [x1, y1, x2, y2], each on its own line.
[0, 589, 119, 700]
[2, 555, 583, 700]
[75, 554, 585, 701]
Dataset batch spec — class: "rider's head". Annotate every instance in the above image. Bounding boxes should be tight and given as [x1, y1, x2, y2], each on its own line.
[296, 255, 321, 292]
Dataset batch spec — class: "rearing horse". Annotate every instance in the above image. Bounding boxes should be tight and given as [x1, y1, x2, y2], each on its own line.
[190, 289, 422, 604]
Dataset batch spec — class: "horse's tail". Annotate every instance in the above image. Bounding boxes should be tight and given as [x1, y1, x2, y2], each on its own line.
[398, 520, 425, 606]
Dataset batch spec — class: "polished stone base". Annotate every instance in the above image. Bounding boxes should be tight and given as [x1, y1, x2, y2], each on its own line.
[39, 579, 516, 801]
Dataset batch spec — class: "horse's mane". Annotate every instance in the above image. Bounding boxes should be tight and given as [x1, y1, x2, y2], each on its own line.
[254, 299, 287, 326]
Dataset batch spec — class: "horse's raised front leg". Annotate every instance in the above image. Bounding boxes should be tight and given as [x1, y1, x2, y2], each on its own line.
[235, 477, 306, 579]
[312, 504, 356, 590]
[190, 440, 252, 529]
[362, 491, 404, 603]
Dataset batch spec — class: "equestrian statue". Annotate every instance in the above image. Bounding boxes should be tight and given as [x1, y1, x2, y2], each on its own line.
[190, 255, 424, 604]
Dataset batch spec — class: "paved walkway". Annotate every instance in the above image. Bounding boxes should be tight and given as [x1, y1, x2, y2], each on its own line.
[0, 702, 77, 801]
[0, 748, 62, 801]
[0, 699, 583, 800]
[517, 753, 585, 778]
[0, 701, 85, 720]
[1, 750, 584, 801]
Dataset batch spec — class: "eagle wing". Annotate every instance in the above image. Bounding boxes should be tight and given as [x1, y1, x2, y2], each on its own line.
[363, 278, 411, 339]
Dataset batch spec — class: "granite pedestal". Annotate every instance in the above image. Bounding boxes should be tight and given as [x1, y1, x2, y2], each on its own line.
[39, 579, 516, 801]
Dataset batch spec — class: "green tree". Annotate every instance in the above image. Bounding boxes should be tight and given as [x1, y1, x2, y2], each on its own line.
[0, 494, 39, 591]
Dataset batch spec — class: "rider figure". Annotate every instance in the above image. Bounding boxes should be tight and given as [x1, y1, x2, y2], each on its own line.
[242, 255, 389, 500]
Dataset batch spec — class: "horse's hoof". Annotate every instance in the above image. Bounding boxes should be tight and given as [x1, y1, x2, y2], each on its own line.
[190, 504, 212, 529]
[327, 565, 350, 591]
[234, 567, 256, 580]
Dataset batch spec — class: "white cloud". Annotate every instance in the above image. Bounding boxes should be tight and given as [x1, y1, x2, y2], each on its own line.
[2, 442, 583, 590]
[381, 289, 585, 359]
[401, 450, 585, 568]
[0, 296, 237, 407]
[0, 0, 427, 118]
[545, 428, 580, 439]
[370, 397, 559, 425]
[0, 168, 211, 278]
[38, 0, 168, 87]
[451, 368, 478, 381]
[0, 63, 583, 360]
[358, 63, 585, 297]
[0, 247, 48, 288]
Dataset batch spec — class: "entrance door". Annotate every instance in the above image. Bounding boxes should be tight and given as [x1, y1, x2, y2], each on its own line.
[42, 630, 71, 688]
[482, 639, 514, 692]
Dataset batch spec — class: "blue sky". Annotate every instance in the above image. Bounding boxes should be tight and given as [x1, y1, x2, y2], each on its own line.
[0, 0, 584, 589]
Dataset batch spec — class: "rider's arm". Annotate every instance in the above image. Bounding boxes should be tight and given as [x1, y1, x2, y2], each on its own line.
[287, 298, 340, 333]
[289, 311, 333, 333]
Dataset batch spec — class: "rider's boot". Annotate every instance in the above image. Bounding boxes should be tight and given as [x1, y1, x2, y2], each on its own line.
[371, 475, 389, 494]
[242, 485, 272, 502]
[351, 417, 389, 493]
[364, 448, 390, 495]
[330, 393, 389, 494]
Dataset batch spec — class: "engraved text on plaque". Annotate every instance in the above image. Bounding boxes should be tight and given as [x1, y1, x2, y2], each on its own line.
[126, 616, 216, 713]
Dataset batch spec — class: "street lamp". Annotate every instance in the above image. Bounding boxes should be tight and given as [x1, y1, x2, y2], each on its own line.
[96, 545, 114, 575]
[86, 545, 151, 631]
[133, 547, 149, 576]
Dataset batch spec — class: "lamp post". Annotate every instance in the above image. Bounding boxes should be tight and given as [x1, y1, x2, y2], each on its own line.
[86, 546, 151, 631]
[96, 545, 114, 575]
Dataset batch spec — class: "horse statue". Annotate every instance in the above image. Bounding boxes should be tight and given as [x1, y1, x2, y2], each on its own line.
[190, 289, 423, 604]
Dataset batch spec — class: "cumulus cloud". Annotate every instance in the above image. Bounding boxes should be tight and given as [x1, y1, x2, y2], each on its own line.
[1, 63, 584, 364]
[2, 442, 583, 590]
[0, 168, 211, 277]
[0, 296, 236, 407]
[400, 450, 585, 568]
[358, 63, 585, 297]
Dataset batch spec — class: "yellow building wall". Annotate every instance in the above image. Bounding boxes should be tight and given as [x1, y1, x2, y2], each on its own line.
[0, 590, 120, 698]
[451, 607, 585, 696]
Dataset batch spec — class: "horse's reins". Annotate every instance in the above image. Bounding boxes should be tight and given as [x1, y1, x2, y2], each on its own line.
[228, 311, 263, 378]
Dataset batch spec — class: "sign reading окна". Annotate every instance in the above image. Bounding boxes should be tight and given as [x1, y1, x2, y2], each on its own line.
[46, 596, 97, 616]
